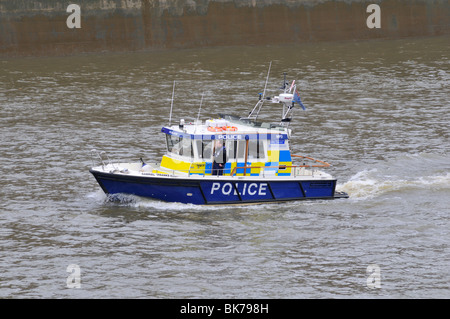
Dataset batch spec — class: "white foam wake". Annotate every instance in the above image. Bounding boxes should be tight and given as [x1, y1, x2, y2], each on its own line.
[337, 169, 450, 200]
[85, 189, 267, 212]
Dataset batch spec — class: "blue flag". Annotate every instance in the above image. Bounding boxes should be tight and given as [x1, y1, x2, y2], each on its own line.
[293, 90, 306, 110]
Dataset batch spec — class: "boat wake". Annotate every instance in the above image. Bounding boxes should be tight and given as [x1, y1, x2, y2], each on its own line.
[337, 153, 450, 200]
[86, 189, 264, 212]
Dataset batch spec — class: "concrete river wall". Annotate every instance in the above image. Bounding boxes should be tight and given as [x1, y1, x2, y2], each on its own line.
[0, 0, 449, 56]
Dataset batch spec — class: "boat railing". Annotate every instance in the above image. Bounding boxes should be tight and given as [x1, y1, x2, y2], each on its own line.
[152, 154, 331, 178]
[291, 154, 331, 167]
[90, 149, 117, 171]
[229, 155, 330, 177]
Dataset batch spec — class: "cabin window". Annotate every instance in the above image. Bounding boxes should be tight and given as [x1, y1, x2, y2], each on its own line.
[166, 134, 176, 153]
[193, 139, 213, 160]
[236, 140, 247, 161]
[181, 138, 193, 158]
[208, 138, 266, 161]
[166, 134, 193, 159]
[248, 140, 266, 160]
[225, 140, 237, 161]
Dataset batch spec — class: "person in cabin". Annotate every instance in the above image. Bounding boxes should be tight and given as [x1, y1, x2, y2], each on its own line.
[212, 139, 227, 176]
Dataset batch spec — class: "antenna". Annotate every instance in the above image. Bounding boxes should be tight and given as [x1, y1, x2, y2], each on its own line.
[196, 93, 204, 122]
[261, 61, 272, 100]
[247, 61, 272, 120]
[194, 93, 205, 134]
[168, 80, 175, 126]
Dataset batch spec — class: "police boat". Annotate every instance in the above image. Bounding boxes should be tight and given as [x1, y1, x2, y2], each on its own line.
[89, 72, 349, 205]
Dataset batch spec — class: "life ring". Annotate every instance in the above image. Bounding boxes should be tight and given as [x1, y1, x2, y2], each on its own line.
[207, 126, 223, 132]
[223, 126, 238, 131]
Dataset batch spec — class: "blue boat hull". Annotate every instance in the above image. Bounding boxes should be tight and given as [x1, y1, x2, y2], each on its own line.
[90, 170, 342, 205]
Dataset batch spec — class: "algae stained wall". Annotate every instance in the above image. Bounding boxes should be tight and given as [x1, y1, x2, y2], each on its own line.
[0, 0, 449, 56]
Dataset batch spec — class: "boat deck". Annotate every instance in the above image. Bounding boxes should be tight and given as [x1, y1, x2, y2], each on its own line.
[92, 162, 334, 181]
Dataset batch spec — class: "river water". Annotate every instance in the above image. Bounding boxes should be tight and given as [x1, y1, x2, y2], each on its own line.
[1, 36, 449, 299]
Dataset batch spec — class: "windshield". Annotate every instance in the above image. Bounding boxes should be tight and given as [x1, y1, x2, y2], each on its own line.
[166, 134, 193, 159]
